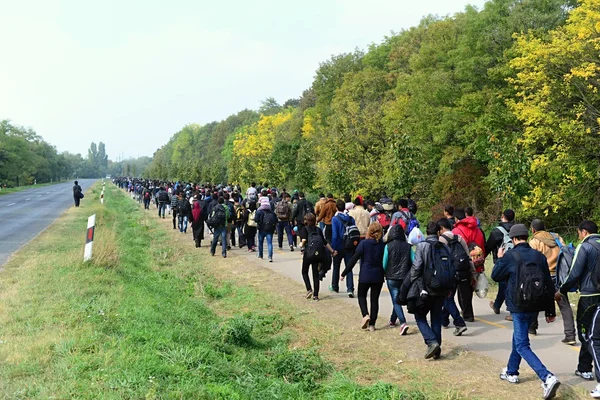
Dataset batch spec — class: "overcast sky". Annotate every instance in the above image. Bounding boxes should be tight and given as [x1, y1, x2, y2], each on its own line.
[1, 0, 487, 160]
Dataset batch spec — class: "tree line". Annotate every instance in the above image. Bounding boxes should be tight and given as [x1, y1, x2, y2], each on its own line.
[0, 120, 110, 186]
[145, 0, 599, 228]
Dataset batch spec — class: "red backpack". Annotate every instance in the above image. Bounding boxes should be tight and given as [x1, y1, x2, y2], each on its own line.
[377, 212, 391, 229]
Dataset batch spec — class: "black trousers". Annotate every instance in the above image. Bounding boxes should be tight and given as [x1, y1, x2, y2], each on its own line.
[301, 258, 320, 297]
[73, 196, 80, 207]
[457, 279, 474, 319]
[172, 209, 178, 229]
[358, 282, 384, 326]
[577, 295, 600, 373]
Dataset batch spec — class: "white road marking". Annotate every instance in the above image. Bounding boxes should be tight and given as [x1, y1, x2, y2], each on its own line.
[26, 198, 31, 201]
[7, 203, 15, 206]
[37, 195, 42, 197]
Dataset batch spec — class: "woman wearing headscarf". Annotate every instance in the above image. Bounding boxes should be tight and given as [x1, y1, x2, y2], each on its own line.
[191, 199, 204, 248]
[244, 201, 258, 252]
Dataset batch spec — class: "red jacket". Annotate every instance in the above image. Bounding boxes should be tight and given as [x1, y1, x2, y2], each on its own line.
[452, 217, 486, 258]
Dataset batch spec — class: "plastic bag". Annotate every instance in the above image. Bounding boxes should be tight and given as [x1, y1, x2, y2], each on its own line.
[407, 227, 424, 245]
[475, 273, 489, 299]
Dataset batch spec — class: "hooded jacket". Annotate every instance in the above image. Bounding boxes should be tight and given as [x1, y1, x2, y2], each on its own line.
[485, 221, 514, 261]
[383, 225, 412, 281]
[453, 217, 486, 257]
[491, 243, 556, 316]
[342, 238, 385, 283]
[410, 235, 450, 297]
[331, 212, 356, 252]
[317, 198, 337, 225]
[439, 230, 476, 281]
[560, 234, 600, 296]
[349, 205, 370, 237]
[529, 231, 565, 274]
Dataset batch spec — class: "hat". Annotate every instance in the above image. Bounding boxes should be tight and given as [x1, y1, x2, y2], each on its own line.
[509, 224, 528, 238]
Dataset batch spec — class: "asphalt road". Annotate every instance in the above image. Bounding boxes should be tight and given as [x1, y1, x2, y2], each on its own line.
[0, 179, 96, 268]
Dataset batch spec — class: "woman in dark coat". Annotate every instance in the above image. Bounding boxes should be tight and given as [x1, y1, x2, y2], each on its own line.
[244, 201, 258, 252]
[191, 199, 205, 247]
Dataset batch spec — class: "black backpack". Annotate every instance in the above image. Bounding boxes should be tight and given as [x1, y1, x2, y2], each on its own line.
[441, 234, 471, 281]
[513, 251, 547, 311]
[587, 239, 600, 291]
[262, 211, 278, 233]
[336, 215, 361, 251]
[207, 205, 226, 227]
[423, 240, 456, 292]
[305, 228, 326, 263]
[158, 191, 169, 202]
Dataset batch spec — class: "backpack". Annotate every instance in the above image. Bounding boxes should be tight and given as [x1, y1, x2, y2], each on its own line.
[262, 211, 278, 233]
[588, 238, 600, 292]
[275, 201, 290, 220]
[247, 210, 257, 227]
[336, 215, 361, 251]
[424, 240, 456, 292]
[513, 251, 548, 311]
[235, 206, 244, 221]
[497, 226, 514, 253]
[442, 234, 471, 280]
[207, 205, 226, 227]
[144, 191, 150, 199]
[377, 212, 391, 229]
[305, 228, 326, 263]
[158, 191, 169, 202]
[401, 211, 419, 236]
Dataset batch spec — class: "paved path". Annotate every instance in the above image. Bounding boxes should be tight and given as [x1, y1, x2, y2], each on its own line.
[0, 179, 96, 267]
[228, 237, 594, 392]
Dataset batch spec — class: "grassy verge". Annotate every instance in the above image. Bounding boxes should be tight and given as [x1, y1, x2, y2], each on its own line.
[0, 183, 433, 399]
[0, 180, 67, 196]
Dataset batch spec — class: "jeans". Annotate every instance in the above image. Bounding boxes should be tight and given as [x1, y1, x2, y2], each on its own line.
[442, 288, 466, 327]
[258, 231, 273, 259]
[357, 282, 384, 326]
[493, 280, 507, 311]
[387, 279, 407, 324]
[178, 215, 188, 233]
[331, 251, 354, 293]
[158, 202, 167, 217]
[277, 221, 294, 247]
[415, 296, 444, 346]
[507, 312, 551, 381]
[143, 199, 150, 209]
[210, 226, 227, 256]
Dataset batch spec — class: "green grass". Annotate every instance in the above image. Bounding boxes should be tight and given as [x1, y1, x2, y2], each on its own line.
[0, 180, 67, 196]
[0, 183, 435, 399]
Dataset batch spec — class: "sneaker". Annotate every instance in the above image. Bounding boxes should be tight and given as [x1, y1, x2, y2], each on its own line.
[505, 314, 513, 321]
[590, 383, 600, 398]
[499, 368, 519, 384]
[442, 324, 450, 329]
[312, 296, 319, 302]
[399, 323, 409, 336]
[489, 301, 500, 314]
[464, 317, 475, 323]
[328, 285, 339, 293]
[268, 257, 273, 263]
[453, 326, 467, 336]
[575, 370, 594, 380]
[222, 254, 227, 258]
[425, 342, 440, 359]
[432, 347, 441, 360]
[361, 315, 370, 329]
[542, 374, 560, 399]
[347, 291, 354, 298]
[290, 246, 294, 252]
[210, 252, 215, 257]
[306, 290, 313, 299]
[367, 325, 375, 332]
[257, 256, 263, 260]
[388, 321, 397, 328]
[561, 337, 576, 346]
[528, 328, 537, 336]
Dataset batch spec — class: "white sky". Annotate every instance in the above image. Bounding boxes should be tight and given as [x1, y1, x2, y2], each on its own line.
[0, 0, 487, 159]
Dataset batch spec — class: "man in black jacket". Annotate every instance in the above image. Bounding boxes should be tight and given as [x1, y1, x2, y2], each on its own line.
[492, 224, 560, 399]
[73, 181, 83, 207]
[558, 220, 600, 383]
[487, 209, 515, 319]
[292, 192, 313, 231]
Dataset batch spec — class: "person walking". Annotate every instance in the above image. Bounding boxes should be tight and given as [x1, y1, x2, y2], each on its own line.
[341, 222, 386, 332]
[275, 193, 295, 251]
[177, 192, 191, 233]
[558, 220, 600, 382]
[330, 199, 357, 298]
[73, 180, 83, 207]
[299, 213, 336, 301]
[157, 187, 169, 218]
[349, 197, 370, 240]
[492, 224, 560, 400]
[383, 224, 411, 335]
[487, 209, 516, 319]
[244, 200, 258, 252]
[208, 197, 229, 258]
[317, 194, 337, 242]
[191, 199, 204, 248]
[255, 199, 278, 262]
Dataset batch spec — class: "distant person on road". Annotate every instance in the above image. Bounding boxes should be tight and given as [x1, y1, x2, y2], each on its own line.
[73, 181, 83, 207]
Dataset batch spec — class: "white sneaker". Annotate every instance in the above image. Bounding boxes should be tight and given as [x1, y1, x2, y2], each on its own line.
[499, 368, 519, 384]
[576, 370, 594, 380]
[542, 374, 560, 399]
[591, 383, 600, 398]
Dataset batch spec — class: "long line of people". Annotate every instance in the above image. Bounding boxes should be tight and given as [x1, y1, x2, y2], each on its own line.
[114, 177, 600, 399]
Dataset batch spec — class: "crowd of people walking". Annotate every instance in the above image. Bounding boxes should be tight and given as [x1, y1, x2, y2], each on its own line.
[113, 177, 600, 399]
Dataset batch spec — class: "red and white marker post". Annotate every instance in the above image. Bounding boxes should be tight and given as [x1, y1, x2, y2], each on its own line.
[84, 214, 96, 262]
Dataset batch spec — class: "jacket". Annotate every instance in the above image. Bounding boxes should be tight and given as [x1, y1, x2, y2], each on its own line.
[314, 198, 326, 218]
[491, 243, 556, 316]
[349, 205, 370, 237]
[342, 238, 385, 283]
[255, 208, 276, 234]
[410, 235, 449, 297]
[383, 225, 412, 281]
[391, 208, 414, 229]
[331, 212, 356, 252]
[560, 234, 600, 296]
[485, 222, 514, 261]
[439, 230, 476, 281]
[453, 217, 486, 257]
[317, 199, 337, 225]
[178, 198, 191, 217]
[292, 198, 313, 225]
[170, 194, 179, 209]
[529, 230, 565, 274]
